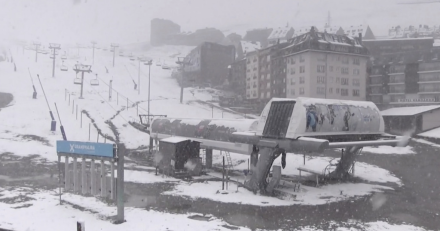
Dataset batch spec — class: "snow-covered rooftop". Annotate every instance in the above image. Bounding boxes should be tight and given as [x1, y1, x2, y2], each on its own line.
[268, 27, 293, 40]
[161, 136, 190, 144]
[381, 105, 440, 116]
[240, 41, 261, 53]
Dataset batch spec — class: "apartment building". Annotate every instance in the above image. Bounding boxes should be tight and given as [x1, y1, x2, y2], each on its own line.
[230, 58, 247, 99]
[282, 27, 369, 101]
[245, 51, 259, 99]
[258, 47, 272, 100]
[363, 37, 440, 109]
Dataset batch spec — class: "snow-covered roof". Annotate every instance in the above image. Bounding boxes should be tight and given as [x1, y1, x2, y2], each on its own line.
[381, 105, 440, 116]
[161, 136, 190, 144]
[240, 41, 261, 53]
[342, 25, 370, 37]
[268, 27, 293, 40]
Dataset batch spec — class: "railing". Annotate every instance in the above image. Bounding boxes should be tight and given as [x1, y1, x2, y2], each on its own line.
[389, 88, 405, 94]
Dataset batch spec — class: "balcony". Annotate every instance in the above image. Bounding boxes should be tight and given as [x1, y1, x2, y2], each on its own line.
[419, 63, 440, 72]
[419, 87, 440, 94]
[388, 88, 405, 94]
[418, 76, 440, 83]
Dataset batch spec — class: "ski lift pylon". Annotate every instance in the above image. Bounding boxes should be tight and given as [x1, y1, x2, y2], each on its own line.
[90, 73, 99, 86]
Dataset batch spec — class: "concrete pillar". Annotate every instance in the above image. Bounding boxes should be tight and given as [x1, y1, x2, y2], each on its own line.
[205, 149, 213, 169]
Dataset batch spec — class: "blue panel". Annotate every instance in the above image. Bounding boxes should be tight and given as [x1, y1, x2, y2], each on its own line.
[56, 140, 114, 158]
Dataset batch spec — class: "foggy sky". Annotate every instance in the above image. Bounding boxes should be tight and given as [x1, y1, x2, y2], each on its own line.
[0, 0, 439, 45]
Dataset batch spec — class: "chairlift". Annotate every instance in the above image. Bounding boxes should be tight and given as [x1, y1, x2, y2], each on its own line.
[60, 61, 68, 71]
[90, 74, 99, 86]
[130, 57, 135, 61]
[74, 77, 82, 85]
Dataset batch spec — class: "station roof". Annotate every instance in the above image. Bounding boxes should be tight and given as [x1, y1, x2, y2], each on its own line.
[381, 105, 440, 116]
[161, 136, 190, 144]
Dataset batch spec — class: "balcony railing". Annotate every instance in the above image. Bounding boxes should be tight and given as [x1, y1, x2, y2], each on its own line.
[389, 88, 405, 94]
[419, 87, 440, 93]
[389, 78, 405, 84]
[419, 63, 440, 72]
[419, 76, 440, 82]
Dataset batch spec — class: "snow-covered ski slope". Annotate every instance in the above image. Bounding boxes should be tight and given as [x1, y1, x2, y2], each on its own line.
[0, 45, 244, 159]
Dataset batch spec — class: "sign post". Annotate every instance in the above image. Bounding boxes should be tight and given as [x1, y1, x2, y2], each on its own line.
[56, 140, 123, 223]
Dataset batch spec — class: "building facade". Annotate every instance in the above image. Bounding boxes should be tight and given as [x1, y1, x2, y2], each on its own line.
[183, 42, 235, 87]
[363, 37, 440, 109]
[246, 51, 259, 99]
[258, 47, 272, 100]
[230, 58, 247, 99]
[282, 27, 369, 101]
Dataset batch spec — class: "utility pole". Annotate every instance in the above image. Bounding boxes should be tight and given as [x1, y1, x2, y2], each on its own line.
[111, 43, 119, 67]
[137, 57, 143, 95]
[73, 64, 92, 99]
[33, 41, 41, 63]
[176, 57, 191, 104]
[91, 41, 97, 64]
[144, 60, 153, 125]
[49, 43, 61, 78]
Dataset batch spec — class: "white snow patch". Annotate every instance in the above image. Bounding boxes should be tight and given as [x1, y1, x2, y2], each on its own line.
[362, 145, 415, 155]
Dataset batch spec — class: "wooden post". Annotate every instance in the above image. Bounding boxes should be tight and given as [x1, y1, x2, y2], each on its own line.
[69, 94, 71, 106]
[100, 160, 105, 197]
[80, 112, 83, 128]
[91, 160, 95, 195]
[76, 105, 78, 120]
[72, 100, 74, 114]
[110, 160, 115, 200]
[73, 157, 78, 192]
[126, 98, 128, 110]
[65, 156, 69, 190]
[97, 132, 99, 142]
[222, 156, 225, 190]
[81, 158, 86, 194]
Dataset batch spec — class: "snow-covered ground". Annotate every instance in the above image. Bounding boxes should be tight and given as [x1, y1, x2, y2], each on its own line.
[418, 127, 440, 139]
[362, 146, 415, 155]
[0, 45, 432, 231]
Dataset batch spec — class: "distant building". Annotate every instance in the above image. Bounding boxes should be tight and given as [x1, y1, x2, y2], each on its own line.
[183, 42, 235, 87]
[270, 43, 291, 99]
[230, 58, 247, 99]
[363, 37, 440, 109]
[150, 18, 181, 46]
[237, 41, 261, 59]
[267, 26, 294, 46]
[245, 51, 259, 99]
[243, 28, 273, 48]
[258, 46, 272, 100]
[340, 25, 375, 40]
[388, 24, 440, 39]
[282, 27, 369, 101]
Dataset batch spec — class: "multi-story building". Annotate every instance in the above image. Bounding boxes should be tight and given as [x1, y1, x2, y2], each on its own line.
[267, 26, 294, 46]
[363, 37, 440, 109]
[183, 42, 235, 87]
[245, 51, 259, 99]
[258, 46, 272, 100]
[270, 43, 290, 99]
[230, 58, 247, 99]
[281, 27, 369, 101]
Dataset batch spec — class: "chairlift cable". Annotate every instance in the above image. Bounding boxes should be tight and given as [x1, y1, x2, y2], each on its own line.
[89, 85, 129, 123]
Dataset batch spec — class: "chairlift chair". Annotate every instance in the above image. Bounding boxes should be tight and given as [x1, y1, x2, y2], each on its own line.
[60, 61, 68, 71]
[90, 74, 99, 86]
[74, 77, 82, 85]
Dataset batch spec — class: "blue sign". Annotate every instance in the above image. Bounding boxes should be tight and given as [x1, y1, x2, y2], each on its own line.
[56, 140, 114, 158]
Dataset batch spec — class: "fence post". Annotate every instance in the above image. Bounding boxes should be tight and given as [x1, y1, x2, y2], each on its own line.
[76, 105, 78, 120]
[126, 98, 128, 110]
[72, 100, 75, 114]
[80, 112, 83, 128]
[117, 93, 118, 105]
[69, 94, 71, 106]
[97, 132, 99, 142]
[88, 123, 91, 141]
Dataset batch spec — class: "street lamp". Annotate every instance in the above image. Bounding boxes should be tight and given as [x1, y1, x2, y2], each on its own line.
[144, 59, 153, 126]
[49, 43, 61, 77]
[73, 64, 92, 99]
[111, 43, 119, 67]
[33, 41, 41, 62]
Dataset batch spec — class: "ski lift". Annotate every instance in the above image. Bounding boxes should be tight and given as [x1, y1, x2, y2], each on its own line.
[74, 73, 82, 85]
[90, 74, 99, 86]
[60, 61, 68, 71]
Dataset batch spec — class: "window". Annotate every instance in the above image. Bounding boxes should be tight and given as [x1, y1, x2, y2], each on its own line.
[300, 87, 305, 95]
[353, 79, 360, 86]
[329, 88, 333, 93]
[267, 73, 271, 79]
[341, 67, 349, 74]
[341, 89, 348, 96]
[291, 68, 295, 75]
[353, 89, 360, 96]
[290, 78, 295, 85]
[328, 76, 334, 83]
[300, 55, 305, 63]
[336, 77, 340, 84]
[291, 57, 296, 64]
[266, 92, 270, 98]
[353, 69, 360, 75]
[260, 92, 264, 98]
[317, 76, 326, 84]
[261, 74, 265, 80]
[329, 66, 334, 72]
[300, 77, 305, 84]
[300, 66, 305, 73]
[336, 88, 340, 94]
[266, 82, 271, 88]
[290, 89, 295, 95]
[353, 58, 360, 65]
[341, 78, 349, 85]
[317, 87, 325, 95]
[317, 65, 326, 73]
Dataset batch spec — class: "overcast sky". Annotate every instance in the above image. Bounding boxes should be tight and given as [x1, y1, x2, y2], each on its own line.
[0, 0, 439, 45]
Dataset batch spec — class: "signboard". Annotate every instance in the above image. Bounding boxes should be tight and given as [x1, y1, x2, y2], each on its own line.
[398, 98, 435, 102]
[56, 140, 114, 158]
